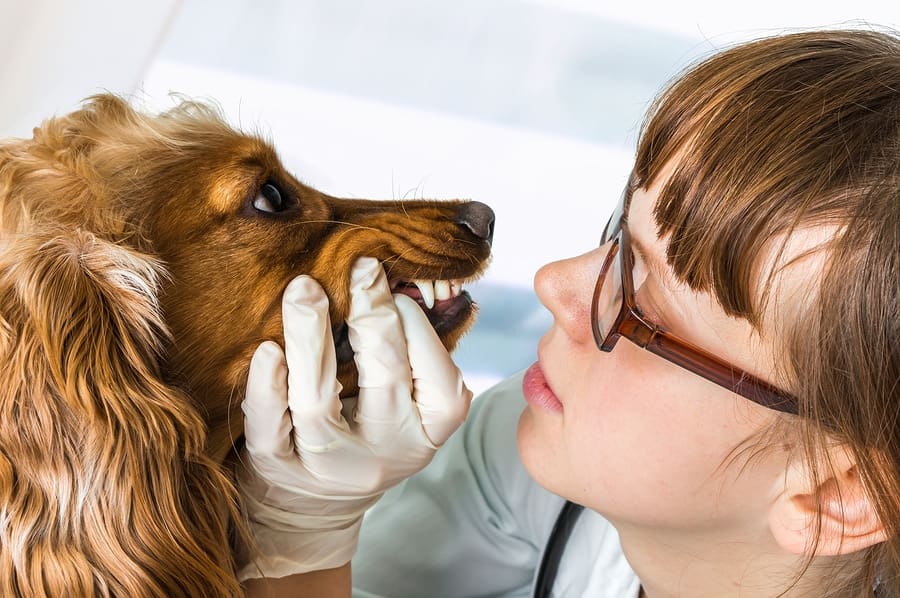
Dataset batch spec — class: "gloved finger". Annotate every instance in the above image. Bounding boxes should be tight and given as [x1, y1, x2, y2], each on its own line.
[346, 257, 413, 425]
[242, 341, 294, 460]
[394, 294, 473, 446]
[280, 275, 348, 449]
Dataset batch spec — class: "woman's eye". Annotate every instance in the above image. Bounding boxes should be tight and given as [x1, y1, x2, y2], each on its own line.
[252, 183, 284, 213]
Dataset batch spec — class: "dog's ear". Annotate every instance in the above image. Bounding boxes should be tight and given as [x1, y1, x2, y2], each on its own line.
[0, 229, 243, 595]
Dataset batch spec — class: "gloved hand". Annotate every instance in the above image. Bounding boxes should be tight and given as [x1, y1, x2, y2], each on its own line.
[236, 257, 473, 581]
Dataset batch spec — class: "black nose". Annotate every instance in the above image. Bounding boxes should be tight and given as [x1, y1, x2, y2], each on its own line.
[457, 201, 495, 245]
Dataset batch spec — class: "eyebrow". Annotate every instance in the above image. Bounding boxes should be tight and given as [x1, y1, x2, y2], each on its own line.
[621, 182, 674, 285]
[629, 227, 670, 283]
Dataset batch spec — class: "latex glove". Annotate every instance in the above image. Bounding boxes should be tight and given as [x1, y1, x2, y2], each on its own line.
[236, 257, 473, 581]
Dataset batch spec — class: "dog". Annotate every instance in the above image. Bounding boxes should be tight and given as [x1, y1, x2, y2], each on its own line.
[0, 94, 493, 596]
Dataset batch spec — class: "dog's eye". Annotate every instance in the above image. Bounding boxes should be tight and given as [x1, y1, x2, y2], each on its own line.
[252, 183, 285, 213]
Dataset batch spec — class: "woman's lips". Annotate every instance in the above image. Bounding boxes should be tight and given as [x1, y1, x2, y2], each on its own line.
[522, 362, 563, 412]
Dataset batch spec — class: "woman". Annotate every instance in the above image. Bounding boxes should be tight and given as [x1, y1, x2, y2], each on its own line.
[239, 29, 900, 597]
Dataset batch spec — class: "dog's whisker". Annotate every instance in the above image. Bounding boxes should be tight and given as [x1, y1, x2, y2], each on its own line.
[324, 224, 365, 248]
[286, 219, 382, 233]
[381, 255, 405, 280]
[389, 247, 423, 273]
[446, 235, 479, 248]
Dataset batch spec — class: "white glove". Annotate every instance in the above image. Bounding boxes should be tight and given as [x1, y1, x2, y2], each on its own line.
[236, 257, 473, 580]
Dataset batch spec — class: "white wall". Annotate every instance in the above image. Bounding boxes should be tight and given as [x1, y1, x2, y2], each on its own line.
[0, 0, 180, 137]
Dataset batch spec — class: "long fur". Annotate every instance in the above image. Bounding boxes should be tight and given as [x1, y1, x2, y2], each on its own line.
[0, 95, 490, 595]
[0, 231, 239, 596]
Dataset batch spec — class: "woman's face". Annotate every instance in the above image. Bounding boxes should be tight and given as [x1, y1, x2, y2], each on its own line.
[517, 165, 805, 536]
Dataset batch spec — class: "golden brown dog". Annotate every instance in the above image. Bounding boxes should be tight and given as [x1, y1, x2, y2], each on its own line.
[0, 94, 492, 596]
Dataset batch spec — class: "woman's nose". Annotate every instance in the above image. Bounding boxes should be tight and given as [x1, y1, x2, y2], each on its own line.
[533, 247, 605, 345]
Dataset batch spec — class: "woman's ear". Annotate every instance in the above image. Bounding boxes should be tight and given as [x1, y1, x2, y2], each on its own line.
[769, 444, 887, 556]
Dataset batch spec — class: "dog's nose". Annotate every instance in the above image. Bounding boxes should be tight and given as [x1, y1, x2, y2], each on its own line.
[457, 201, 495, 245]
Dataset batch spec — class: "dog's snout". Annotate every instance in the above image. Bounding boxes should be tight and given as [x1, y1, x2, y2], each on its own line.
[457, 201, 495, 245]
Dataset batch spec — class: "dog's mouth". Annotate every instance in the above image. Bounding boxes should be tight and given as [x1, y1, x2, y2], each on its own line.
[332, 277, 474, 365]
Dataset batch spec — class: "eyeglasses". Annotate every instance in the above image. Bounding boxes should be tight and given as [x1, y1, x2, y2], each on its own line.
[592, 194, 798, 415]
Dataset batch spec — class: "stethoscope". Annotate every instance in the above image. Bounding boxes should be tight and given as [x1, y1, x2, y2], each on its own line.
[533, 500, 584, 598]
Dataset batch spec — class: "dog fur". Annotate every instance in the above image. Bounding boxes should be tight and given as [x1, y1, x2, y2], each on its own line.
[0, 95, 491, 596]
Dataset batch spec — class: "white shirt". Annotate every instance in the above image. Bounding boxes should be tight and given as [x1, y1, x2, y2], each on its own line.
[352, 372, 641, 597]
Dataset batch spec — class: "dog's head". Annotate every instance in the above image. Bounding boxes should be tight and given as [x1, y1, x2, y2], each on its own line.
[0, 94, 491, 595]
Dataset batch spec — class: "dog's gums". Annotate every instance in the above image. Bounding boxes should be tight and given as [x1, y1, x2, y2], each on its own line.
[0, 94, 493, 596]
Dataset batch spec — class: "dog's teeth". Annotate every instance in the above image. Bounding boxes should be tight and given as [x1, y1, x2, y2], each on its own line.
[434, 280, 451, 302]
[414, 280, 435, 309]
[450, 280, 462, 297]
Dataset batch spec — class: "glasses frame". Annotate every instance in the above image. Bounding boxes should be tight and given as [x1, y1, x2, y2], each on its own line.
[591, 198, 798, 415]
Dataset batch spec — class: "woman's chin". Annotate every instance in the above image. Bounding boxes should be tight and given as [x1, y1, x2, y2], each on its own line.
[516, 399, 562, 495]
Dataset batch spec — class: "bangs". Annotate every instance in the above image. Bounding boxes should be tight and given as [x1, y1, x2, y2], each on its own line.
[631, 30, 900, 328]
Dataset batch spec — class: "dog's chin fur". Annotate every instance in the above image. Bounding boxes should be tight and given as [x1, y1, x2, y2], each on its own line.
[0, 94, 491, 596]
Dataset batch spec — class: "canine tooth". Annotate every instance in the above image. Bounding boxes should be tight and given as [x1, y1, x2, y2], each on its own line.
[434, 280, 451, 301]
[414, 280, 435, 309]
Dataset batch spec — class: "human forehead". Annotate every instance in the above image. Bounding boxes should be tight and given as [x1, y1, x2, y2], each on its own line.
[624, 160, 834, 374]
[622, 181, 778, 390]
[624, 161, 678, 287]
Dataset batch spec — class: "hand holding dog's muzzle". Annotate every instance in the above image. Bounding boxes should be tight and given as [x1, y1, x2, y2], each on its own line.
[237, 257, 473, 581]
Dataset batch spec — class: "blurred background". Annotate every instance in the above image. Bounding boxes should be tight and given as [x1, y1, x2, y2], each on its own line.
[2, 0, 897, 394]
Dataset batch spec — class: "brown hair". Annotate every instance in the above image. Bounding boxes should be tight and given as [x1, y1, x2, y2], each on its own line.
[0, 98, 248, 596]
[633, 29, 900, 596]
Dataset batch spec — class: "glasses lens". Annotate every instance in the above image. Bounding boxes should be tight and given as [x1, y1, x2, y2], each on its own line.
[593, 197, 626, 349]
[600, 212, 620, 246]
[600, 192, 626, 245]
[595, 241, 624, 342]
